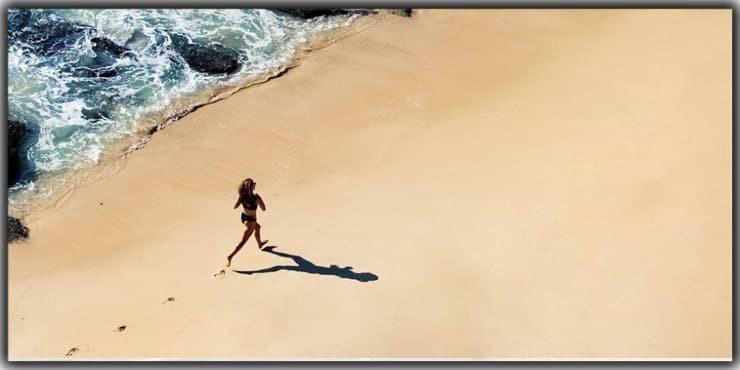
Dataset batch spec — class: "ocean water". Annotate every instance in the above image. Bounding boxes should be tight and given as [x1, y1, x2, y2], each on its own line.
[7, 9, 365, 215]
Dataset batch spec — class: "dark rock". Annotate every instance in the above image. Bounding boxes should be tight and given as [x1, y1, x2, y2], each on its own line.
[65, 38, 130, 79]
[8, 9, 32, 31]
[274, 9, 351, 18]
[70, 88, 117, 122]
[8, 12, 132, 80]
[115, 325, 126, 332]
[95, 68, 118, 78]
[391, 8, 413, 17]
[69, 66, 118, 78]
[9, 12, 93, 56]
[8, 118, 26, 185]
[91, 37, 129, 57]
[169, 33, 241, 74]
[8, 216, 29, 242]
[274, 8, 373, 19]
[81, 108, 111, 121]
[8, 117, 37, 186]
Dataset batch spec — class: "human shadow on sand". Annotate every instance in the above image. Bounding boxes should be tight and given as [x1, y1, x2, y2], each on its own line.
[234, 246, 378, 283]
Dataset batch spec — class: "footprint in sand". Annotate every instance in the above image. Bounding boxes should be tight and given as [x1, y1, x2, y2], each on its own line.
[65, 347, 79, 357]
[114, 325, 126, 332]
[213, 269, 227, 277]
[162, 297, 175, 304]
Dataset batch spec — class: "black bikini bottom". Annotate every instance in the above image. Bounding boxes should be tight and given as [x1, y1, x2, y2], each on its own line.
[241, 213, 257, 223]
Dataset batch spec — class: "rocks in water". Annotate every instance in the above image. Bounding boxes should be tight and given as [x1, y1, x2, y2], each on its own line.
[91, 37, 130, 57]
[8, 118, 27, 185]
[276, 8, 410, 19]
[71, 37, 132, 78]
[97, 68, 118, 78]
[8, 10, 131, 79]
[67, 37, 130, 79]
[8, 216, 29, 243]
[8, 9, 32, 31]
[274, 8, 374, 19]
[274, 9, 350, 18]
[69, 66, 119, 78]
[8, 11, 93, 56]
[88, 37, 132, 67]
[169, 33, 241, 75]
[390, 9, 413, 17]
[8, 117, 37, 187]
[81, 108, 111, 122]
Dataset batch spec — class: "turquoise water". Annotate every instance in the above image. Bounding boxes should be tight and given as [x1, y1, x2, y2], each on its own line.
[8, 9, 362, 213]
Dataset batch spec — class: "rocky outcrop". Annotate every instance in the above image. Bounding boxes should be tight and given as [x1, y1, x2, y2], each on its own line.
[91, 37, 130, 57]
[8, 10, 93, 56]
[9, 10, 132, 79]
[274, 9, 374, 19]
[8, 117, 34, 186]
[170, 33, 241, 75]
[7, 8, 32, 31]
[8, 216, 29, 242]
[390, 9, 413, 17]
[81, 108, 111, 122]
[70, 37, 131, 79]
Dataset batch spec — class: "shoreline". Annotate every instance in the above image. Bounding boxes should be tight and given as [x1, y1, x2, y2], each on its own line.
[9, 9, 731, 359]
[8, 11, 385, 220]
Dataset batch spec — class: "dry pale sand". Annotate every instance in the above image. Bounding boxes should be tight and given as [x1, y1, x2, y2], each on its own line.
[8, 10, 731, 360]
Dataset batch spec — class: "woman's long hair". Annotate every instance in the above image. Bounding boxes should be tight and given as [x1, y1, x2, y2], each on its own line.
[238, 178, 256, 204]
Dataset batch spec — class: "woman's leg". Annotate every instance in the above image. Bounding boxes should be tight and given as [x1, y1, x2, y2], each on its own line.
[255, 222, 269, 249]
[227, 224, 255, 266]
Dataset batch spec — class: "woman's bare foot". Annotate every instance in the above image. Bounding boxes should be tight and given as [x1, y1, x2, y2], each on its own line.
[226, 256, 232, 267]
[258, 240, 269, 249]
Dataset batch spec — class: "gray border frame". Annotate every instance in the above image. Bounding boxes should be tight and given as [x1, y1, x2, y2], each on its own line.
[1, 0, 736, 368]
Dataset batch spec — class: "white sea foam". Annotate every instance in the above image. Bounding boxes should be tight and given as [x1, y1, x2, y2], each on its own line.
[8, 9, 365, 215]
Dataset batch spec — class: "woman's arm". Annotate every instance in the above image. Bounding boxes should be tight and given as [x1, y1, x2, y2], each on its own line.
[257, 195, 267, 211]
[233, 196, 241, 209]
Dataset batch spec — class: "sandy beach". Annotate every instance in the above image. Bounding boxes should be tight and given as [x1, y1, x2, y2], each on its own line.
[8, 10, 731, 360]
